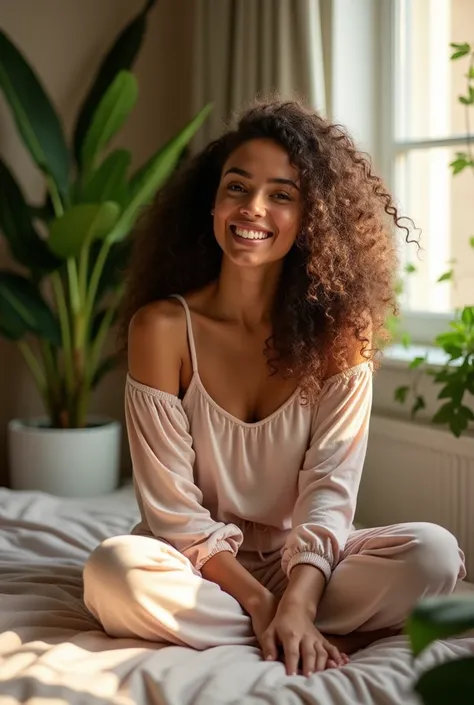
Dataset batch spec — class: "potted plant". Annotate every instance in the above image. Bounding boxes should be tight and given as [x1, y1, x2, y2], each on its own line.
[406, 593, 474, 703]
[0, 0, 211, 496]
[394, 42, 474, 439]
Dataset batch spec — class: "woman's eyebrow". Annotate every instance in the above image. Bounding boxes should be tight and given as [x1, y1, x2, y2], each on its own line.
[224, 167, 300, 191]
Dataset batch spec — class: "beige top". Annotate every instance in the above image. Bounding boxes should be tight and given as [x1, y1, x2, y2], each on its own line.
[126, 295, 373, 581]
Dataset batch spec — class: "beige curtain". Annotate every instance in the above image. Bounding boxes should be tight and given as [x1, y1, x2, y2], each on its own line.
[192, 0, 327, 150]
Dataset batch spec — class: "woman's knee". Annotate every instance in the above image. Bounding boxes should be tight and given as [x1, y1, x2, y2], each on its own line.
[83, 535, 135, 605]
[404, 522, 465, 590]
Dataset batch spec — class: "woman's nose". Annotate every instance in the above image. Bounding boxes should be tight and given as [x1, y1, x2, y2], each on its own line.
[239, 192, 266, 218]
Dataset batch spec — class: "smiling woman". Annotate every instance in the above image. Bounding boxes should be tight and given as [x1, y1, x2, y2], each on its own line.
[83, 98, 465, 679]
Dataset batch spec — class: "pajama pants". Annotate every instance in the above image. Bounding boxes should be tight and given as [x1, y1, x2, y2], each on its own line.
[83, 522, 466, 650]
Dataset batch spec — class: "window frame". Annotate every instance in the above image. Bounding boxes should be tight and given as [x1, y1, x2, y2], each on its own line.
[379, 0, 470, 345]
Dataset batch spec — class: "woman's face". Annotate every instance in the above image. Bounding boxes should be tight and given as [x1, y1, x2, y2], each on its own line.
[213, 138, 302, 268]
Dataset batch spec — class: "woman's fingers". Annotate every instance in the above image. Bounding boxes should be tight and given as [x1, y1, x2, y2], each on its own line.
[325, 641, 344, 666]
[283, 636, 301, 676]
[315, 643, 329, 672]
[300, 637, 316, 677]
[261, 629, 278, 662]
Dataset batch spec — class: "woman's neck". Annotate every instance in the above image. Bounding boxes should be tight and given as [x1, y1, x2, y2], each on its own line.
[212, 257, 283, 327]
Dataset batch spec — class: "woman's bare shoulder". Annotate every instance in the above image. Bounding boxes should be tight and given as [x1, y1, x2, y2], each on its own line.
[128, 299, 187, 395]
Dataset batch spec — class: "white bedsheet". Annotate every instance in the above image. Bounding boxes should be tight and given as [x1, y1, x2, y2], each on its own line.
[0, 485, 473, 705]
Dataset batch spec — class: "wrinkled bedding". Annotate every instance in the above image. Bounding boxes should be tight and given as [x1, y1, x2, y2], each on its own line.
[0, 485, 473, 705]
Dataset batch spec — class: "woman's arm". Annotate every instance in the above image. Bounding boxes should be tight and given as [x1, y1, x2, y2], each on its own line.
[201, 551, 274, 615]
[262, 356, 373, 675]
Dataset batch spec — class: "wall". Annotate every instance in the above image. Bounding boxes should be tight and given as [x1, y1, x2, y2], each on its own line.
[0, 0, 195, 485]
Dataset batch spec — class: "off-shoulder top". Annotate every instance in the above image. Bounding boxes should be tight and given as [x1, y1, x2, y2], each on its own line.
[125, 295, 373, 582]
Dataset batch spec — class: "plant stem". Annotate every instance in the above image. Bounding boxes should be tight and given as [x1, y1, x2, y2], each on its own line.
[465, 52, 474, 167]
[84, 238, 112, 340]
[79, 244, 90, 308]
[88, 287, 123, 384]
[67, 259, 81, 314]
[46, 176, 64, 218]
[51, 271, 75, 397]
[17, 340, 48, 409]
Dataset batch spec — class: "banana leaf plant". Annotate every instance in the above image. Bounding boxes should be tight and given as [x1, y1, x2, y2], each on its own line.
[0, 0, 211, 429]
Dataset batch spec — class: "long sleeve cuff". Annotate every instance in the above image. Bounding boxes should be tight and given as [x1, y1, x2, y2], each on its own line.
[285, 551, 332, 582]
[196, 540, 236, 571]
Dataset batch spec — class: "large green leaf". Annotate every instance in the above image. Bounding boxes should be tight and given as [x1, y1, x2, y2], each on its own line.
[414, 657, 474, 705]
[0, 157, 59, 272]
[0, 30, 70, 200]
[80, 71, 138, 181]
[81, 149, 131, 205]
[406, 595, 474, 656]
[109, 104, 212, 243]
[0, 271, 61, 345]
[48, 203, 121, 259]
[73, 0, 157, 164]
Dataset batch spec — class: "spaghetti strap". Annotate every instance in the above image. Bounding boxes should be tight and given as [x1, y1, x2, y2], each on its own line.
[169, 294, 199, 373]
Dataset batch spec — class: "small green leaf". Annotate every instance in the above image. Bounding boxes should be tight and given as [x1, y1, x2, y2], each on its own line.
[461, 307, 474, 328]
[405, 263, 417, 274]
[48, 202, 121, 259]
[409, 356, 426, 370]
[435, 331, 465, 347]
[414, 657, 474, 705]
[401, 332, 411, 349]
[460, 405, 474, 421]
[406, 595, 474, 656]
[450, 415, 468, 437]
[411, 395, 426, 417]
[467, 66, 474, 79]
[438, 383, 462, 403]
[432, 402, 455, 424]
[394, 385, 410, 404]
[437, 270, 453, 283]
[444, 345, 463, 359]
[81, 71, 138, 180]
[449, 153, 471, 175]
[450, 42, 471, 60]
[470, 236, 474, 249]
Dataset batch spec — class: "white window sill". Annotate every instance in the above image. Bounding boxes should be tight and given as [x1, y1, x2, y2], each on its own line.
[381, 343, 453, 370]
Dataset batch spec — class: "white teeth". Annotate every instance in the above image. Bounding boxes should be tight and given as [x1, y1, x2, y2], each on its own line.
[234, 227, 270, 240]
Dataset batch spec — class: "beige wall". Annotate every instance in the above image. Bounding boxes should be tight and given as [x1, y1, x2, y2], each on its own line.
[0, 0, 195, 485]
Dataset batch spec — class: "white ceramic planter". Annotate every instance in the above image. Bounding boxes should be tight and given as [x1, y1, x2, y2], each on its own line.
[7, 416, 121, 497]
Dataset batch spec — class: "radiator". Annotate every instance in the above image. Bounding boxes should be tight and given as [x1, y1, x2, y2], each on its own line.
[357, 413, 474, 581]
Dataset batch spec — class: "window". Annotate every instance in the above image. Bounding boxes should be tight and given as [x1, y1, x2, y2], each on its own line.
[385, 0, 473, 343]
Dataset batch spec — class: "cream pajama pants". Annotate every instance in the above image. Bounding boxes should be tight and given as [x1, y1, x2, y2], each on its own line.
[83, 522, 466, 650]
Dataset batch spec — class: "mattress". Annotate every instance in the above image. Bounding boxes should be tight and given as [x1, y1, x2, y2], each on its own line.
[0, 484, 473, 705]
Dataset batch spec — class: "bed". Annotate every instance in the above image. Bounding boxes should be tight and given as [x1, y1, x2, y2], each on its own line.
[1, 484, 473, 705]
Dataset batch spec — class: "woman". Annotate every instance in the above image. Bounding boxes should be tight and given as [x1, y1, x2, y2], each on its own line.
[83, 99, 465, 677]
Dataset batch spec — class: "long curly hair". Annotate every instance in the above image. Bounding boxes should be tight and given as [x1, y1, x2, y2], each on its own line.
[119, 97, 415, 401]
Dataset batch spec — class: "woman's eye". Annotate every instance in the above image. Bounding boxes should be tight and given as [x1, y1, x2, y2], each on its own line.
[273, 192, 291, 201]
[227, 183, 246, 193]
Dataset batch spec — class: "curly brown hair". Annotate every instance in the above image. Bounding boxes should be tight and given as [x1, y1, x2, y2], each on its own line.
[119, 97, 415, 401]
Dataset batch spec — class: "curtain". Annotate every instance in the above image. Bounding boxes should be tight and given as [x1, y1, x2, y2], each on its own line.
[192, 0, 327, 150]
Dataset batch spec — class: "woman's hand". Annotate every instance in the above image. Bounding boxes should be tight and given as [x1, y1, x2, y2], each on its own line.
[260, 601, 349, 676]
[247, 591, 280, 645]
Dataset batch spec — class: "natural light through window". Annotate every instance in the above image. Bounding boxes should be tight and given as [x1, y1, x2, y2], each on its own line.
[393, 0, 473, 316]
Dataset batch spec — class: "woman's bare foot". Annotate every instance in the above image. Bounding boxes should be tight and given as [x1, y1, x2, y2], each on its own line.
[323, 628, 402, 656]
